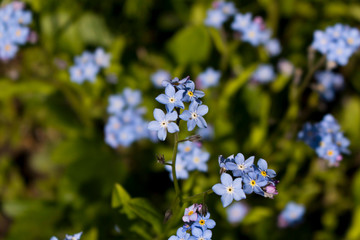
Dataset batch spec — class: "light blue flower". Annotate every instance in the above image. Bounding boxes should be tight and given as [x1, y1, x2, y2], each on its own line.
[107, 95, 126, 114]
[316, 135, 340, 165]
[117, 127, 136, 147]
[181, 81, 205, 103]
[243, 171, 267, 196]
[14, 9, 32, 25]
[156, 84, 185, 112]
[168, 227, 190, 240]
[50, 237, 58, 240]
[343, 27, 360, 51]
[197, 68, 221, 89]
[148, 109, 179, 141]
[212, 173, 246, 207]
[231, 12, 252, 33]
[278, 202, 305, 228]
[204, 9, 227, 29]
[165, 156, 189, 180]
[94, 47, 111, 68]
[318, 114, 340, 134]
[265, 39, 282, 56]
[219, 2, 237, 16]
[226, 202, 249, 224]
[189, 227, 212, 240]
[225, 153, 254, 177]
[242, 23, 262, 46]
[179, 101, 208, 131]
[82, 62, 100, 82]
[192, 212, 216, 230]
[65, 232, 82, 240]
[327, 40, 352, 66]
[178, 141, 195, 155]
[9, 24, 29, 45]
[196, 124, 214, 140]
[312, 30, 331, 54]
[314, 71, 344, 101]
[252, 64, 276, 83]
[123, 88, 142, 107]
[184, 147, 210, 172]
[151, 70, 171, 88]
[334, 132, 350, 154]
[256, 158, 276, 178]
[69, 65, 85, 84]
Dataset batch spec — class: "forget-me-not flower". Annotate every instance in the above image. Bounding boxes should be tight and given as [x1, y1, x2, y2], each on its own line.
[197, 68, 221, 89]
[225, 153, 254, 177]
[180, 101, 208, 131]
[151, 70, 171, 88]
[148, 109, 179, 141]
[189, 227, 212, 240]
[243, 171, 267, 196]
[156, 84, 185, 112]
[169, 227, 191, 240]
[212, 173, 246, 207]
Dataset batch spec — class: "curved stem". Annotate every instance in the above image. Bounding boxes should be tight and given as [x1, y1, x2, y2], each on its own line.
[171, 132, 182, 204]
[298, 55, 326, 96]
[183, 189, 213, 203]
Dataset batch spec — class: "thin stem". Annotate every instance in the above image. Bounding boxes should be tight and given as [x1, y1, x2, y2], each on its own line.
[171, 132, 182, 204]
[298, 55, 326, 96]
[183, 189, 213, 203]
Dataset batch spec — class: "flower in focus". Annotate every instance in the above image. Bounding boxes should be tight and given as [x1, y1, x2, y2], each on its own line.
[180, 101, 208, 131]
[169, 227, 191, 240]
[212, 173, 246, 207]
[148, 109, 179, 141]
[156, 84, 185, 112]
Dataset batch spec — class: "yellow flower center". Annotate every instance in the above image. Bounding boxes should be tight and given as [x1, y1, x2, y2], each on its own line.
[327, 150, 334, 156]
[188, 210, 194, 215]
[199, 219, 206, 225]
[5, 44, 11, 51]
[348, 38, 354, 44]
[16, 30, 21, 36]
[194, 157, 200, 163]
[187, 91, 194, 97]
[185, 146, 191, 152]
[261, 171, 267, 177]
[320, 141, 325, 147]
[249, 31, 255, 38]
[250, 180, 256, 186]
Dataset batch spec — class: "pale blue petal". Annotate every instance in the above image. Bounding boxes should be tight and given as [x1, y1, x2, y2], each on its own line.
[191, 227, 202, 237]
[235, 153, 245, 164]
[196, 116, 207, 128]
[267, 169, 276, 178]
[154, 108, 165, 121]
[168, 236, 178, 240]
[165, 103, 175, 112]
[203, 229, 212, 238]
[165, 84, 175, 96]
[166, 111, 178, 121]
[197, 105, 209, 116]
[258, 158, 268, 170]
[158, 128, 167, 141]
[175, 101, 185, 109]
[225, 162, 237, 170]
[206, 219, 216, 229]
[195, 90, 205, 98]
[243, 184, 253, 194]
[221, 193, 233, 207]
[148, 121, 161, 131]
[187, 119, 196, 131]
[244, 156, 255, 167]
[179, 111, 191, 120]
[212, 183, 226, 195]
[189, 101, 198, 112]
[233, 189, 246, 201]
[167, 122, 179, 133]
[156, 94, 169, 104]
[233, 178, 243, 188]
[220, 173, 233, 186]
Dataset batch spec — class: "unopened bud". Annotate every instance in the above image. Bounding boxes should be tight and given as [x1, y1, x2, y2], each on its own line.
[164, 209, 172, 223]
[201, 204, 208, 216]
[156, 154, 165, 164]
[187, 135, 202, 142]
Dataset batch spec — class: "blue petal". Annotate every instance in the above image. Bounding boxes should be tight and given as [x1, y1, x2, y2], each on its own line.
[258, 158, 268, 170]
[206, 219, 216, 229]
[155, 94, 169, 104]
[194, 90, 205, 98]
[189, 101, 198, 112]
[233, 188, 246, 201]
[179, 111, 191, 120]
[157, 128, 167, 141]
[153, 108, 165, 121]
[220, 173, 233, 186]
[175, 90, 185, 99]
[233, 178, 243, 189]
[148, 121, 161, 131]
[187, 119, 196, 131]
[203, 229, 212, 238]
[168, 236, 178, 240]
[196, 116, 207, 128]
[243, 184, 253, 194]
[175, 101, 184, 109]
[165, 103, 175, 112]
[167, 122, 179, 133]
[166, 111, 178, 121]
[191, 227, 202, 237]
[197, 105, 209, 116]
[212, 183, 226, 195]
[225, 162, 237, 170]
[221, 193, 233, 207]
[165, 84, 175, 96]
[253, 186, 265, 196]
[244, 156, 255, 167]
[235, 153, 245, 164]
[267, 169, 276, 178]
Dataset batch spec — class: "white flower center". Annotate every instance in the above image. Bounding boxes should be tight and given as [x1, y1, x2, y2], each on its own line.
[191, 112, 198, 119]
[160, 120, 168, 128]
[226, 186, 234, 194]
[238, 164, 244, 170]
[169, 97, 175, 103]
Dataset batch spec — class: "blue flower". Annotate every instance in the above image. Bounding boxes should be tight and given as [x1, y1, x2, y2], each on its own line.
[65, 232, 82, 240]
[50, 237, 58, 240]
[0, 40, 18, 60]
[316, 135, 340, 165]
[256, 158, 276, 178]
[107, 95, 126, 114]
[123, 88, 142, 107]
[179, 101, 208, 131]
[168, 227, 190, 240]
[181, 81, 205, 103]
[219, 2, 237, 16]
[204, 9, 227, 29]
[318, 114, 340, 134]
[81, 62, 99, 82]
[225, 153, 254, 177]
[212, 173, 246, 207]
[162, 76, 190, 88]
[151, 70, 171, 88]
[297, 122, 321, 149]
[197, 68, 221, 89]
[184, 147, 210, 172]
[94, 48, 111, 68]
[327, 40, 352, 66]
[9, 24, 29, 45]
[265, 39, 282, 56]
[231, 13, 252, 33]
[226, 202, 249, 224]
[178, 141, 195, 155]
[148, 109, 179, 141]
[196, 124, 214, 140]
[165, 156, 189, 180]
[334, 132, 350, 154]
[192, 212, 216, 230]
[314, 71, 344, 101]
[243, 171, 267, 196]
[156, 84, 185, 112]
[312, 30, 331, 54]
[189, 227, 212, 240]
[278, 202, 305, 228]
[69, 66, 85, 84]
[343, 27, 360, 51]
[242, 23, 262, 46]
[252, 64, 276, 83]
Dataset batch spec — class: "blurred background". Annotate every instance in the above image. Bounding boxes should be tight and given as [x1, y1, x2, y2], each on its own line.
[0, 0, 360, 239]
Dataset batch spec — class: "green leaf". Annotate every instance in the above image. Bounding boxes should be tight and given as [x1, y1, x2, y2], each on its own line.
[127, 198, 163, 234]
[242, 207, 273, 225]
[167, 25, 211, 64]
[112, 183, 131, 208]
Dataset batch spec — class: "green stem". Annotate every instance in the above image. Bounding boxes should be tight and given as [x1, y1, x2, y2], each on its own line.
[171, 132, 182, 204]
[298, 55, 326, 96]
[183, 189, 213, 203]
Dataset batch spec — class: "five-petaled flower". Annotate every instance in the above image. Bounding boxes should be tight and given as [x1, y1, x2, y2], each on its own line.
[148, 109, 179, 141]
[156, 84, 185, 112]
[180, 102, 208, 131]
[212, 173, 246, 207]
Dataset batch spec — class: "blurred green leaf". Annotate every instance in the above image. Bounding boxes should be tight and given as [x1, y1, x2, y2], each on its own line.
[111, 183, 131, 208]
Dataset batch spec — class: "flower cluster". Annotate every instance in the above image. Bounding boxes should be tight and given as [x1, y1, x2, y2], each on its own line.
[50, 232, 82, 240]
[251, 64, 276, 83]
[151, 69, 171, 88]
[204, 1, 281, 55]
[277, 202, 305, 228]
[165, 141, 210, 180]
[69, 48, 110, 83]
[213, 153, 278, 207]
[148, 76, 208, 141]
[298, 114, 350, 166]
[196, 67, 221, 89]
[169, 204, 215, 240]
[105, 88, 155, 148]
[311, 23, 360, 66]
[314, 71, 344, 101]
[0, 1, 32, 60]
